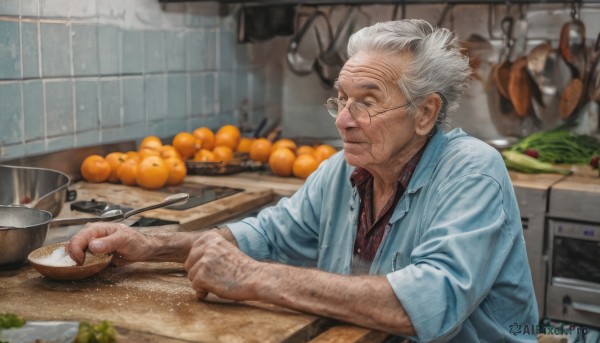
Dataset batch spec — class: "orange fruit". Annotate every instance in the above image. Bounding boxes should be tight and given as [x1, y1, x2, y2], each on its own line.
[214, 131, 239, 150]
[217, 125, 241, 142]
[296, 145, 315, 156]
[194, 149, 216, 162]
[313, 144, 337, 163]
[293, 154, 319, 179]
[249, 138, 272, 163]
[173, 132, 200, 160]
[215, 125, 241, 150]
[270, 138, 297, 154]
[105, 152, 127, 183]
[125, 151, 141, 162]
[164, 157, 187, 186]
[136, 156, 169, 190]
[139, 147, 161, 160]
[118, 158, 139, 186]
[139, 135, 163, 151]
[213, 146, 234, 162]
[236, 137, 255, 153]
[193, 127, 216, 151]
[269, 148, 296, 177]
[81, 155, 111, 183]
[160, 145, 183, 160]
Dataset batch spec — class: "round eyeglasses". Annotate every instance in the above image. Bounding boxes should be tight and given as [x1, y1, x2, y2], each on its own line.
[324, 97, 411, 127]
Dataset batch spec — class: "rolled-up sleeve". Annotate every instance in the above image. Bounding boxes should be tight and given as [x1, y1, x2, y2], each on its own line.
[386, 173, 516, 342]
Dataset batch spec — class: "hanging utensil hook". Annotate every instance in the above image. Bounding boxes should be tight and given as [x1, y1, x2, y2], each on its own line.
[570, 0, 580, 21]
[436, 3, 454, 28]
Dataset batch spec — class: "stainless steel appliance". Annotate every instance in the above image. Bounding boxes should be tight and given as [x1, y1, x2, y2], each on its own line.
[511, 172, 566, 318]
[546, 177, 600, 328]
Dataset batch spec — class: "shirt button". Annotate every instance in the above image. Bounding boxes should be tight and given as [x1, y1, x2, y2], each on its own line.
[357, 248, 361, 254]
[350, 204, 354, 211]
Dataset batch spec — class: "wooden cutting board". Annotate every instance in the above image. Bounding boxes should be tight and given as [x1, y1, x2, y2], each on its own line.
[61, 180, 274, 231]
[0, 263, 329, 342]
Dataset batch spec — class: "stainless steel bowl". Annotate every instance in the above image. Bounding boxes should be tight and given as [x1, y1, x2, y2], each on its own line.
[0, 165, 73, 218]
[0, 206, 52, 268]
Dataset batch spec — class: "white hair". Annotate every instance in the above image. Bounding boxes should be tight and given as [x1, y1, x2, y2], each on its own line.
[347, 19, 471, 127]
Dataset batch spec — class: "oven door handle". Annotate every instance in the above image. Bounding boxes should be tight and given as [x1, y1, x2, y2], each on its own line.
[572, 301, 600, 315]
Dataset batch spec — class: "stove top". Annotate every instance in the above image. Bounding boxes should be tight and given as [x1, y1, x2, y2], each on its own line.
[160, 183, 243, 211]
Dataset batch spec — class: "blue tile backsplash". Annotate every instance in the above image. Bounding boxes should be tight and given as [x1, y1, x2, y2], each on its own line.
[23, 80, 44, 141]
[100, 79, 120, 128]
[75, 80, 99, 131]
[0, 1, 276, 161]
[21, 22, 40, 79]
[98, 25, 119, 75]
[45, 80, 73, 137]
[40, 23, 71, 77]
[72, 24, 99, 76]
[0, 21, 21, 80]
[0, 83, 22, 145]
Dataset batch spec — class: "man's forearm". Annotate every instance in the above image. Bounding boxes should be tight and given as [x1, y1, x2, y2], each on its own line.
[146, 226, 237, 263]
[252, 263, 416, 336]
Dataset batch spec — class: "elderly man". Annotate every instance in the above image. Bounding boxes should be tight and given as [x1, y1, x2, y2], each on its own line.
[67, 19, 538, 342]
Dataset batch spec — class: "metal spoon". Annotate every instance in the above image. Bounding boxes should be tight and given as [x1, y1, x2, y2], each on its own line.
[49, 193, 189, 228]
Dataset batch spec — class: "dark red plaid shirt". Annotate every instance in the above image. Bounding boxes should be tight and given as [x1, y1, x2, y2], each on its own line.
[351, 148, 425, 265]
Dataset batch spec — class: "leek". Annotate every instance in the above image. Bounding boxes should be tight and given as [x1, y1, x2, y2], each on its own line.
[502, 150, 571, 174]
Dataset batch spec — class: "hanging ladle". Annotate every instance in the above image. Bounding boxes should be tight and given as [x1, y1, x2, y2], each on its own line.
[492, 14, 515, 100]
[589, 33, 600, 102]
[559, 1, 586, 79]
[287, 9, 332, 76]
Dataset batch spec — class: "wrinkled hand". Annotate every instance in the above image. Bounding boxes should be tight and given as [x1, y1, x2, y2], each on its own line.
[184, 230, 263, 301]
[65, 222, 155, 266]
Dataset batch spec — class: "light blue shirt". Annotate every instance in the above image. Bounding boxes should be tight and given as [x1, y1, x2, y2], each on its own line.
[229, 128, 539, 342]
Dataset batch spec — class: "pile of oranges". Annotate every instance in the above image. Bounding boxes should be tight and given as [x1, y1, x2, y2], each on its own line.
[80, 125, 337, 189]
[80, 135, 188, 190]
[257, 138, 337, 179]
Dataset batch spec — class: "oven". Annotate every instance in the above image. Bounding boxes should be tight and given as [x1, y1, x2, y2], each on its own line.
[545, 176, 600, 328]
[546, 219, 600, 328]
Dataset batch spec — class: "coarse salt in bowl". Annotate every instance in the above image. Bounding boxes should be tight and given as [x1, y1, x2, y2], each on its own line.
[33, 246, 78, 267]
[28, 242, 112, 281]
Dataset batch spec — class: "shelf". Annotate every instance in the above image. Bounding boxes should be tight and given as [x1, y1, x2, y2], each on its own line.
[160, 0, 592, 4]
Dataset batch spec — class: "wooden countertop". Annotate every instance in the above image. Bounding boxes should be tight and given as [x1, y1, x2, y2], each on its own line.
[0, 263, 335, 342]
[7, 169, 594, 342]
[2, 173, 388, 342]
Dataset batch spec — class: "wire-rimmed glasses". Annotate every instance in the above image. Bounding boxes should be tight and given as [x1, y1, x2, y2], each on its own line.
[324, 97, 411, 127]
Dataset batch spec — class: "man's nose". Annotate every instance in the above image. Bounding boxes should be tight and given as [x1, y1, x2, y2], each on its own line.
[335, 104, 359, 129]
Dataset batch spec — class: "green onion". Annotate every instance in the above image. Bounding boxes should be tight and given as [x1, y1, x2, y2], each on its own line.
[508, 129, 600, 165]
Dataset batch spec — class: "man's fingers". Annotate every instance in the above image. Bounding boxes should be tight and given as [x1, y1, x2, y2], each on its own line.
[65, 223, 123, 264]
[195, 290, 209, 300]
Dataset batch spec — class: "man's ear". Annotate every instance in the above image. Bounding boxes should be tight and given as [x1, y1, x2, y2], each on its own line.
[415, 93, 442, 136]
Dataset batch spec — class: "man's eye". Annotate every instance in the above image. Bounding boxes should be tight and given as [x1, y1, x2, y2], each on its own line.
[363, 102, 375, 108]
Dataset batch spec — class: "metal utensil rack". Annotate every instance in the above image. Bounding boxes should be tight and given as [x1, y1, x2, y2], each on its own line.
[159, 0, 590, 4]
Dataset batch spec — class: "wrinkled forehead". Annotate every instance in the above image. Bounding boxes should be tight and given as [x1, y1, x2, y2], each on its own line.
[335, 52, 410, 93]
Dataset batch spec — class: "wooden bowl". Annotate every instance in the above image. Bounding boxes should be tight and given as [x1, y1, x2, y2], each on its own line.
[28, 242, 112, 281]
